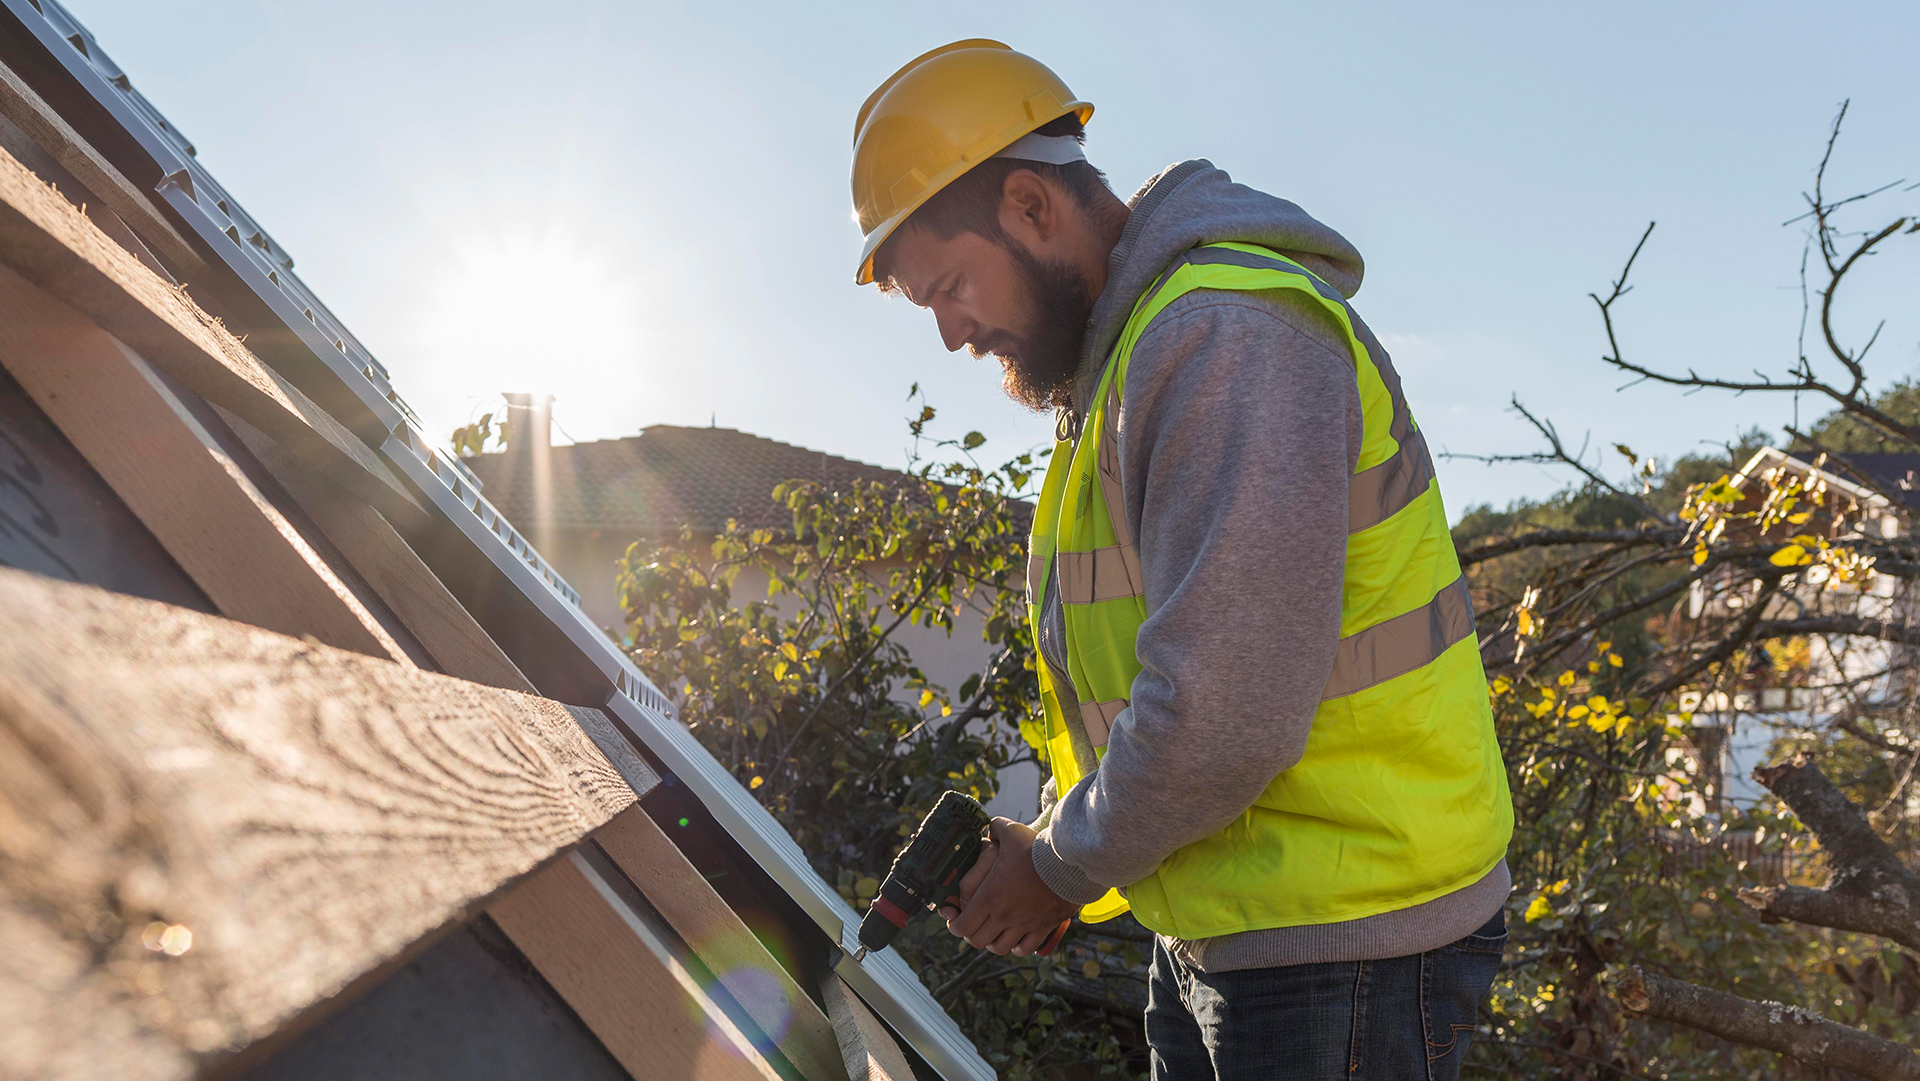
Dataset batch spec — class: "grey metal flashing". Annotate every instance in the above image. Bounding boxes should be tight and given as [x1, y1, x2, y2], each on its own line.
[5, 0, 406, 440]
[0, 3, 995, 1076]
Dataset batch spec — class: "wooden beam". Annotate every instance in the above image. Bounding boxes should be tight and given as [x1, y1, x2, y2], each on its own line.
[489, 852, 787, 1081]
[0, 141, 424, 527]
[819, 973, 915, 1081]
[0, 567, 638, 1081]
[0, 263, 411, 661]
[0, 57, 205, 275]
[219, 418, 665, 804]
[224, 414, 536, 690]
[592, 805, 849, 1081]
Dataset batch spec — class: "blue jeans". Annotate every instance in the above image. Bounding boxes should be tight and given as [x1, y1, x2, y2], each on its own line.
[1144, 912, 1507, 1081]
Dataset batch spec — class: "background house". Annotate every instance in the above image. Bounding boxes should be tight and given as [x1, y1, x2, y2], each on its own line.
[1681, 446, 1920, 813]
[465, 408, 1044, 821]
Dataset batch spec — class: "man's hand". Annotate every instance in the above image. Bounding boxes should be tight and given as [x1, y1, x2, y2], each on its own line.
[941, 818, 1078, 956]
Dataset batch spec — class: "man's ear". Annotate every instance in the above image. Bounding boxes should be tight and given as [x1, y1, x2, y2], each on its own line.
[998, 169, 1056, 248]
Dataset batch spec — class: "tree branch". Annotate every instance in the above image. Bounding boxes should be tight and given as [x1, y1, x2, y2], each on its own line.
[1745, 615, 1920, 648]
[1615, 966, 1920, 1079]
[1737, 756, 1920, 952]
[1458, 527, 1676, 567]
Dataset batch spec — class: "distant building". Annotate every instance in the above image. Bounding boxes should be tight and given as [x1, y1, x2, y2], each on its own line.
[1680, 447, 1920, 813]
[466, 416, 1042, 819]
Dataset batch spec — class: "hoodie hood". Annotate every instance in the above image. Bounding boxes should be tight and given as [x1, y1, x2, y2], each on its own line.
[1072, 160, 1365, 416]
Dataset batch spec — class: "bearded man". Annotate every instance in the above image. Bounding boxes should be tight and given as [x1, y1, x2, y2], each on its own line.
[849, 40, 1514, 1081]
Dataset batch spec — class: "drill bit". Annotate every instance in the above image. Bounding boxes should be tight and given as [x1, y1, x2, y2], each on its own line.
[851, 946, 869, 963]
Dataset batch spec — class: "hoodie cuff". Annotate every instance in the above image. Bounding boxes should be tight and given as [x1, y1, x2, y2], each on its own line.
[1031, 828, 1109, 907]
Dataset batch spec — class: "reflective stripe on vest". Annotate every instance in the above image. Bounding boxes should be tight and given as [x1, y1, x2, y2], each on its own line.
[1024, 241, 1512, 936]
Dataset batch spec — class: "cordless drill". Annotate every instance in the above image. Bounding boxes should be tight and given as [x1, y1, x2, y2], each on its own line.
[853, 790, 1069, 960]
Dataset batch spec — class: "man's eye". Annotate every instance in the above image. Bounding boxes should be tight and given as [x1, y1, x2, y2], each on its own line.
[946, 278, 962, 299]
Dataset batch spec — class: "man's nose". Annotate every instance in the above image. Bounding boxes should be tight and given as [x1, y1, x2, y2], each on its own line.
[935, 308, 974, 354]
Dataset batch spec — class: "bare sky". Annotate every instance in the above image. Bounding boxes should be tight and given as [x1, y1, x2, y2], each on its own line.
[63, 0, 1920, 515]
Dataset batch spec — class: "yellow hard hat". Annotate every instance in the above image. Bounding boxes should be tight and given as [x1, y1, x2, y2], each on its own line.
[851, 39, 1093, 285]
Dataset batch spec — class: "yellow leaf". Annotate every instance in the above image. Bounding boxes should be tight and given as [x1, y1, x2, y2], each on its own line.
[1081, 959, 1102, 979]
[1769, 544, 1813, 567]
[918, 689, 936, 708]
[1491, 676, 1512, 695]
[750, 775, 764, 789]
[1692, 544, 1709, 566]
[1567, 705, 1590, 719]
[1588, 714, 1614, 734]
[1516, 609, 1535, 636]
[1524, 895, 1554, 922]
[1786, 511, 1812, 524]
[1596, 641, 1612, 653]
[1588, 661, 1602, 674]
[1587, 695, 1610, 713]
[855, 876, 880, 898]
[1557, 670, 1576, 688]
[1608, 653, 1624, 667]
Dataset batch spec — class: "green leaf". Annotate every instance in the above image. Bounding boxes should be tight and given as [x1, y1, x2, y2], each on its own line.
[963, 430, 986, 450]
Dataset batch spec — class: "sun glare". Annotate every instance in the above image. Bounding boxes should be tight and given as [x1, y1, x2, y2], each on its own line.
[402, 219, 651, 446]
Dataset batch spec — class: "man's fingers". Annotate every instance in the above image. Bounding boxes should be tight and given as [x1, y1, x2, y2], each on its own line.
[955, 836, 997, 898]
[984, 925, 1024, 956]
[1010, 927, 1051, 958]
[948, 890, 991, 940]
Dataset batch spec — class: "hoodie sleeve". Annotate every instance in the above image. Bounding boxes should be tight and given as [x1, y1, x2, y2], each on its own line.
[1031, 290, 1362, 892]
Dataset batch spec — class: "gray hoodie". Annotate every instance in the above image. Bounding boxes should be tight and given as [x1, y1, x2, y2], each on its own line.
[1027, 161, 1508, 971]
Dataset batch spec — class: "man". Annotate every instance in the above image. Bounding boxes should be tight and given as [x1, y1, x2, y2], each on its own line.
[850, 40, 1514, 1080]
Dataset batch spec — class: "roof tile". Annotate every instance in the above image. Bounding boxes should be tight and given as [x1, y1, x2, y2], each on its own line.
[464, 425, 911, 537]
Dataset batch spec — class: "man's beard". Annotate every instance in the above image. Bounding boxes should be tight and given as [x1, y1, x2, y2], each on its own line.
[972, 243, 1095, 413]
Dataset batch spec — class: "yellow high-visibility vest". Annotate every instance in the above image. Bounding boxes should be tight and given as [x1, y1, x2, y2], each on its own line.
[1025, 242, 1512, 937]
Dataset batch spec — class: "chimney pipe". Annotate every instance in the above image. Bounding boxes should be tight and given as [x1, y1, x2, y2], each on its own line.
[501, 393, 553, 455]
[501, 393, 555, 554]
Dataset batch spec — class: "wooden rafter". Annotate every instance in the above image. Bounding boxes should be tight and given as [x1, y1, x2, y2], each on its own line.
[0, 568, 638, 1081]
[0, 141, 424, 527]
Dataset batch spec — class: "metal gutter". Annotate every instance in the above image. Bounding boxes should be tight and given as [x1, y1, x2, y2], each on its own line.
[0, 4, 993, 1078]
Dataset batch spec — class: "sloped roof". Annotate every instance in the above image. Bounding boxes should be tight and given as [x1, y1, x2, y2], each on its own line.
[1784, 450, 1920, 509]
[464, 425, 911, 537]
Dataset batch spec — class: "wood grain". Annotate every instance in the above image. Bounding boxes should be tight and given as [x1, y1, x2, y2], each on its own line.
[0, 566, 639, 1081]
[0, 264, 411, 662]
[0, 140, 423, 526]
[0, 58, 205, 275]
[490, 852, 787, 1081]
[593, 805, 849, 1081]
[820, 973, 916, 1081]
[224, 413, 535, 690]
[220, 415, 665, 804]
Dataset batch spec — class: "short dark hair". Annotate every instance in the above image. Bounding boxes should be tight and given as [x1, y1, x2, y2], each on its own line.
[873, 113, 1111, 289]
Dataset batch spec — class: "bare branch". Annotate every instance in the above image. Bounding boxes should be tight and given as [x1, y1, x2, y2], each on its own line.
[1746, 615, 1920, 649]
[1737, 756, 1920, 952]
[1458, 527, 1677, 568]
[1615, 966, 1920, 1079]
